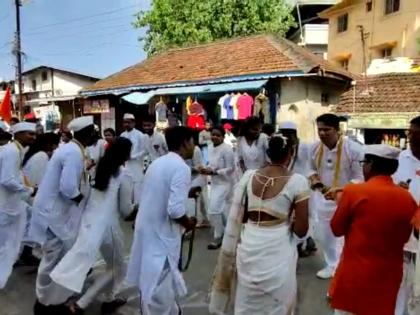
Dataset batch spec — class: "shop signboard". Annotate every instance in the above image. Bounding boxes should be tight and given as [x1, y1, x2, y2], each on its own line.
[83, 99, 110, 114]
[347, 113, 418, 130]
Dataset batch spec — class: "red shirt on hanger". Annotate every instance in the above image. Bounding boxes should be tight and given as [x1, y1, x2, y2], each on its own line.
[236, 93, 254, 120]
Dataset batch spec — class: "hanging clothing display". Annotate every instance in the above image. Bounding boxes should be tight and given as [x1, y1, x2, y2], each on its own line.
[218, 94, 230, 119]
[186, 96, 193, 115]
[237, 93, 254, 120]
[155, 100, 168, 123]
[186, 98, 205, 129]
[230, 93, 241, 120]
[254, 93, 270, 124]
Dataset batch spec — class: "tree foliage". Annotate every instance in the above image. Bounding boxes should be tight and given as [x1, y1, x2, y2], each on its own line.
[135, 0, 296, 55]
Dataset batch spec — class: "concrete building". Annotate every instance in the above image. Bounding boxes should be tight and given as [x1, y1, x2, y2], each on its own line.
[15, 66, 99, 128]
[287, 0, 339, 58]
[82, 35, 353, 142]
[319, 0, 420, 74]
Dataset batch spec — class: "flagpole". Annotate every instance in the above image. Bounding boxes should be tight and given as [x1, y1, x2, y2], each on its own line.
[15, 0, 23, 120]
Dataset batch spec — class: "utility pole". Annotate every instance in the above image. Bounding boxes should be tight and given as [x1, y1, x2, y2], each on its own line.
[357, 25, 368, 79]
[14, 0, 23, 119]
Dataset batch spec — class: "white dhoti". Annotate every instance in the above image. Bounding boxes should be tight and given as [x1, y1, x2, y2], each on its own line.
[0, 208, 27, 289]
[235, 223, 297, 315]
[395, 257, 420, 315]
[133, 180, 144, 206]
[140, 261, 181, 315]
[36, 229, 76, 305]
[313, 192, 343, 270]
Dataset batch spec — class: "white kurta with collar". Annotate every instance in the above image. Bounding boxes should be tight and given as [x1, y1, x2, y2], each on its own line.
[126, 152, 191, 310]
[29, 141, 85, 247]
[120, 128, 147, 204]
[146, 131, 168, 162]
[0, 141, 33, 288]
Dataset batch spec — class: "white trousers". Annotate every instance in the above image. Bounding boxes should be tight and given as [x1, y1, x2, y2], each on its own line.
[395, 257, 420, 315]
[140, 263, 181, 315]
[36, 230, 75, 305]
[315, 216, 343, 270]
[133, 181, 143, 206]
[209, 214, 225, 240]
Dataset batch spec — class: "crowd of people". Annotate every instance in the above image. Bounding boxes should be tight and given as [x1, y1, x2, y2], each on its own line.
[0, 111, 419, 315]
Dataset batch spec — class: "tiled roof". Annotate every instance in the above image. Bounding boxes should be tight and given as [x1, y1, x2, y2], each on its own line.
[334, 73, 420, 113]
[84, 34, 352, 94]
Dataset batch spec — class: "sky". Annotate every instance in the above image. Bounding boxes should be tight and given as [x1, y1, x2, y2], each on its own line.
[0, 0, 150, 81]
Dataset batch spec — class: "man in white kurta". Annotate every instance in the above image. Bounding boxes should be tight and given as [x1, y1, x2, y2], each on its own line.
[126, 126, 197, 315]
[394, 115, 420, 315]
[29, 116, 94, 313]
[308, 114, 364, 279]
[0, 122, 36, 288]
[120, 113, 147, 205]
[142, 115, 168, 167]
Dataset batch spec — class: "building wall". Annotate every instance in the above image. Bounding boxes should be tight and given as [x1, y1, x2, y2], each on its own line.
[326, 0, 420, 74]
[52, 71, 96, 96]
[16, 68, 97, 97]
[277, 77, 345, 143]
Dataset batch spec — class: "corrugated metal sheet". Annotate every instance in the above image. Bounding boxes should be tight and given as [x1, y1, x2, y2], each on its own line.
[122, 79, 268, 105]
[81, 71, 305, 97]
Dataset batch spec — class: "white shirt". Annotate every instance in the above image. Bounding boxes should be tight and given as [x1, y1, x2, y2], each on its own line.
[308, 137, 364, 211]
[126, 152, 191, 303]
[237, 134, 269, 171]
[208, 142, 235, 186]
[30, 141, 85, 245]
[23, 151, 49, 187]
[393, 149, 420, 253]
[146, 131, 168, 162]
[185, 146, 205, 187]
[290, 142, 310, 176]
[224, 132, 237, 149]
[0, 141, 32, 215]
[120, 128, 147, 181]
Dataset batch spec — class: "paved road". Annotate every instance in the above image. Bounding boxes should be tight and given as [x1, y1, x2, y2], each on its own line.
[0, 222, 332, 315]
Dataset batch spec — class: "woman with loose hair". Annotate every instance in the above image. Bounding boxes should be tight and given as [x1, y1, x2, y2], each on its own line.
[210, 135, 310, 315]
[50, 137, 137, 314]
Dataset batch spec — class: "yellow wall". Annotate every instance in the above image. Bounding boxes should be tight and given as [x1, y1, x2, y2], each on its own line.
[325, 0, 420, 74]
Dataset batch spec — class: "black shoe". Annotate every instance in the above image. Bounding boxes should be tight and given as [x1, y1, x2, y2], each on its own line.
[15, 246, 40, 267]
[33, 300, 49, 315]
[297, 244, 310, 258]
[101, 298, 127, 315]
[306, 237, 317, 252]
[207, 241, 222, 250]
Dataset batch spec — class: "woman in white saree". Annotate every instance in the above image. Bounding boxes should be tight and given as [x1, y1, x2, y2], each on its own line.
[209, 135, 310, 315]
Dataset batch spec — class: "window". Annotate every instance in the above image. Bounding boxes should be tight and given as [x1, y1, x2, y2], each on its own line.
[381, 47, 393, 58]
[385, 0, 400, 15]
[337, 14, 348, 33]
[340, 59, 349, 70]
[31, 79, 36, 91]
[42, 71, 48, 81]
[366, 0, 373, 12]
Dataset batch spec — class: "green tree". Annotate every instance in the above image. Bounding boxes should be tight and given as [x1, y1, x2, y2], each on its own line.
[135, 0, 296, 55]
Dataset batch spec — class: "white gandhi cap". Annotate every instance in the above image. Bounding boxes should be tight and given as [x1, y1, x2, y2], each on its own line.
[11, 122, 36, 134]
[123, 113, 135, 120]
[278, 121, 298, 130]
[67, 116, 94, 132]
[365, 144, 400, 160]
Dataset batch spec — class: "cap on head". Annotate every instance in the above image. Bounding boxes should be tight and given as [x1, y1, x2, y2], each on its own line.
[223, 123, 232, 130]
[123, 113, 135, 120]
[279, 121, 297, 131]
[365, 144, 400, 160]
[67, 116, 94, 132]
[11, 122, 36, 134]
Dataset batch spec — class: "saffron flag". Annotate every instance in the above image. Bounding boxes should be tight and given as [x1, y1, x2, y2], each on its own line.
[0, 86, 12, 123]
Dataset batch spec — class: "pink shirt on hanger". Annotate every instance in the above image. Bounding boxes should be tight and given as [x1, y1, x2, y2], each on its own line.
[236, 93, 254, 120]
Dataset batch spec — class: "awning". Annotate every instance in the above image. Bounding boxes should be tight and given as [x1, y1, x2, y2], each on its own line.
[122, 79, 268, 105]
